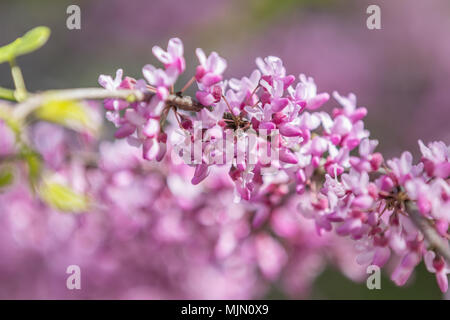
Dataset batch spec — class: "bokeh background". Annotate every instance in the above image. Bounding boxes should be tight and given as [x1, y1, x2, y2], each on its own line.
[0, 0, 449, 299]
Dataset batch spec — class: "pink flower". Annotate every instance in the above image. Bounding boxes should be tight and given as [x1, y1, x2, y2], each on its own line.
[387, 151, 423, 185]
[290, 74, 329, 111]
[98, 69, 129, 111]
[255, 233, 287, 280]
[191, 163, 210, 185]
[260, 78, 289, 113]
[89, 37, 450, 297]
[98, 68, 124, 91]
[405, 178, 433, 216]
[256, 56, 285, 77]
[142, 138, 159, 161]
[143, 64, 179, 115]
[356, 239, 391, 267]
[0, 119, 15, 156]
[229, 70, 261, 106]
[419, 140, 450, 179]
[279, 123, 302, 137]
[196, 86, 222, 107]
[425, 251, 450, 292]
[142, 64, 178, 99]
[332, 91, 367, 123]
[152, 38, 186, 74]
[115, 122, 136, 139]
[391, 251, 422, 286]
[279, 147, 298, 164]
[31, 123, 65, 169]
[195, 48, 227, 88]
[350, 139, 383, 172]
[155, 132, 168, 162]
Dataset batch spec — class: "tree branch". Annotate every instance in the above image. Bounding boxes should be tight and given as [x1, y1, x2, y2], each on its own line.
[14, 87, 450, 268]
[406, 201, 450, 264]
[12, 88, 211, 120]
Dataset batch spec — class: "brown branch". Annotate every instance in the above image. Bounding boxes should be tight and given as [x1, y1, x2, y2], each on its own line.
[164, 93, 211, 112]
[12, 88, 211, 120]
[13, 87, 450, 268]
[406, 201, 450, 264]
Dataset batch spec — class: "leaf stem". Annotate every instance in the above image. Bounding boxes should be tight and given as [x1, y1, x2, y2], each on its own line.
[180, 76, 196, 93]
[0, 87, 16, 101]
[406, 201, 450, 264]
[9, 59, 27, 101]
[12, 88, 211, 120]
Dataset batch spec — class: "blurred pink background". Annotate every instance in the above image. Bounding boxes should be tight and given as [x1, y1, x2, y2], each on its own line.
[0, 0, 449, 299]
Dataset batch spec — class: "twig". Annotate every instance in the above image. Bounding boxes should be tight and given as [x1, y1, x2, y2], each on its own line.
[0, 87, 16, 101]
[406, 201, 450, 264]
[180, 76, 196, 93]
[12, 88, 211, 120]
[9, 59, 27, 102]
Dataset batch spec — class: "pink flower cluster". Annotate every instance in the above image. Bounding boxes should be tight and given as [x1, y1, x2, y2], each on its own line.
[0, 122, 364, 298]
[98, 38, 227, 163]
[98, 38, 450, 294]
[0, 119, 16, 156]
[1, 37, 448, 298]
[302, 133, 450, 292]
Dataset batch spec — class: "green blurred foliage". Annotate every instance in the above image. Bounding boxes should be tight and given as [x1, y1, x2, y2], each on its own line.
[35, 99, 98, 134]
[40, 181, 89, 213]
[0, 0, 447, 300]
[0, 26, 50, 64]
[311, 263, 442, 300]
[248, 0, 334, 22]
[0, 167, 14, 188]
[21, 147, 42, 188]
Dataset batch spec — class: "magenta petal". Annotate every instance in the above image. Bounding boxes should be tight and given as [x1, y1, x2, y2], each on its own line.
[201, 73, 222, 87]
[391, 253, 420, 286]
[259, 121, 276, 131]
[350, 107, 368, 122]
[436, 271, 449, 293]
[434, 162, 450, 179]
[279, 124, 302, 137]
[271, 98, 289, 112]
[115, 123, 136, 139]
[196, 91, 215, 106]
[191, 163, 210, 185]
[283, 75, 295, 89]
[143, 119, 160, 138]
[436, 219, 449, 238]
[352, 195, 373, 210]
[0, 120, 15, 156]
[373, 246, 391, 267]
[156, 142, 167, 162]
[306, 92, 329, 110]
[143, 139, 159, 161]
[279, 148, 298, 164]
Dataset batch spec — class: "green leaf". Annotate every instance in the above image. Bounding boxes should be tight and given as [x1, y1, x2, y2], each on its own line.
[0, 39, 20, 65]
[0, 26, 50, 64]
[0, 106, 21, 135]
[0, 168, 14, 188]
[14, 26, 51, 57]
[40, 182, 89, 213]
[34, 99, 99, 134]
[0, 87, 16, 101]
[22, 149, 42, 188]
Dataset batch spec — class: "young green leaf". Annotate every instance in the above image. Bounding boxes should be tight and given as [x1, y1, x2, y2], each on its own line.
[21, 149, 42, 188]
[0, 87, 16, 101]
[14, 26, 51, 57]
[40, 182, 89, 213]
[0, 168, 14, 188]
[34, 99, 99, 134]
[0, 26, 51, 64]
[0, 39, 20, 64]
